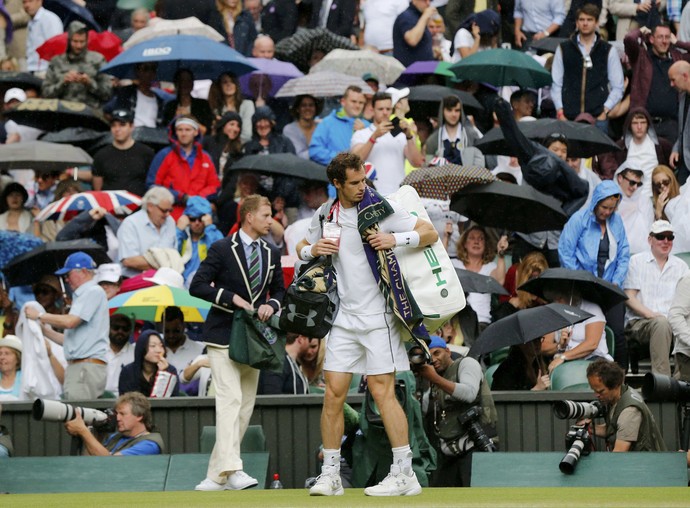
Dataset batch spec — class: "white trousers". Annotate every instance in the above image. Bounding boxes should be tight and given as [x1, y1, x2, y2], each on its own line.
[206, 345, 259, 483]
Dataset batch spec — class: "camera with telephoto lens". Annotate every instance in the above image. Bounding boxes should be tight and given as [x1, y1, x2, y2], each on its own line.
[32, 399, 116, 432]
[458, 406, 496, 452]
[559, 424, 593, 474]
[553, 400, 605, 420]
[642, 372, 690, 403]
[408, 346, 430, 372]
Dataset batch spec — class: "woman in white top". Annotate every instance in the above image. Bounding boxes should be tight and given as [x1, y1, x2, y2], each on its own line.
[208, 71, 255, 143]
[0, 182, 32, 234]
[451, 9, 501, 63]
[452, 225, 509, 329]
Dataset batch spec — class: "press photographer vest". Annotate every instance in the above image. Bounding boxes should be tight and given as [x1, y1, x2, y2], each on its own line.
[560, 37, 610, 119]
[432, 358, 497, 442]
[605, 385, 666, 452]
[104, 431, 166, 454]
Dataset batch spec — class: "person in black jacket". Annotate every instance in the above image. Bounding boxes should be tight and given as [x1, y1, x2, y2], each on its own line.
[190, 194, 285, 491]
[261, 0, 298, 43]
[307, 0, 356, 38]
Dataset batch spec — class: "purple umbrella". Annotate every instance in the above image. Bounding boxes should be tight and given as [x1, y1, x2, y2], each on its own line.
[239, 58, 304, 99]
[397, 61, 455, 86]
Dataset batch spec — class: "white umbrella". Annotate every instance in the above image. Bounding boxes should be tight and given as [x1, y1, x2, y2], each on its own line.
[123, 16, 225, 49]
[309, 49, 405, 85]
[275, 71, 375, 98]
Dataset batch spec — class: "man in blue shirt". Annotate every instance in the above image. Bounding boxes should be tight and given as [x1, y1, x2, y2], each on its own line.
[392, 0, 436, 66]
[64, 392, 165, 456]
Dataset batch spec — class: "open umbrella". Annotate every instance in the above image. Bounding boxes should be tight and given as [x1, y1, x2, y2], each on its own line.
[455, 268, 508, 295]
[228, 153, 328, 182]
[109, 285, 211, 322]
[407, 84, 483, 111]
[468, 303, 593, 358]
[517, 268, 628, 312]
[275, 71, 375, 98]
[35, 190, 142, 222]
[450, 180, 567, 233]
[37, 30, 123, 62]
[4, 99, 109, 132]
[0, 71, 43, 90]
[396, 61, 456, 86]
[44, 0, 101, 31]
[275, 28, 359, 73]
[100, 34, 256, 81]
[529, 37, 568, 54]
[400, 164, 495, 201]
[40, 127, 107, 151]
[2, 240, 110, 287]
[239, 58, 304, 99]
[0, 231, 44, 270]
[310, 49, 405, 85]
[474, 119, 621, 159]
[122, 16, 225, 49]
[0, 141, 93, 172]
[117, 0, 156, 10]
[449, 48, 552, 89]
[92, 126, 169, 154]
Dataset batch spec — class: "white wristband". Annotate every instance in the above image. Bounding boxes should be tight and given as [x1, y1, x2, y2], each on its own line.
[300, 245, 315, 260]
[393, 231, 420, 248]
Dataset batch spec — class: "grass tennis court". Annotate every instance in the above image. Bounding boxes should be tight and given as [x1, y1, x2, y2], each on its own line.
[2, 487, 688, 508]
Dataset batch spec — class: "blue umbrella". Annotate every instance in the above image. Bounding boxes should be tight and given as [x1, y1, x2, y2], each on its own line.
[100, 35, 257, 81]
[239, 58, 304, 98]
[44, 0, 102, 32]
[0, 231, 44, 270]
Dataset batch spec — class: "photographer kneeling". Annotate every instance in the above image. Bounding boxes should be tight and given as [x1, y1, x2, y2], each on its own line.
[416, 336, 497, 487]
[586, 360, 666, 452]
[64, 392, 165, 456]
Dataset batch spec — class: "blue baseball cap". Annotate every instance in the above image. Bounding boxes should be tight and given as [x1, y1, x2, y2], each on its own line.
[428, 335, 448, 350]
[55, 252, 96, 275]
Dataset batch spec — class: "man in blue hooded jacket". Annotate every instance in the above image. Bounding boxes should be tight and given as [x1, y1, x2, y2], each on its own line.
[559, 180, 630, 369]
[176, 196, 223, 287]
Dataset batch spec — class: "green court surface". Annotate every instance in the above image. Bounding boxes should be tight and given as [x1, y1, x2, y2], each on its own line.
[1, 487, 688, 508]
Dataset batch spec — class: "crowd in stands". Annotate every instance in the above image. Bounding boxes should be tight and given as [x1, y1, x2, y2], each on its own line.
[1, 0, 690, 485]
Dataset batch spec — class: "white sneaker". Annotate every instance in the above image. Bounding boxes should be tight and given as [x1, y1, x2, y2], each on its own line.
[225, 470, 258, 490]
[309, 468, 344, 496]
[195, 478, 226, 491]
[364, 469, 422, 497]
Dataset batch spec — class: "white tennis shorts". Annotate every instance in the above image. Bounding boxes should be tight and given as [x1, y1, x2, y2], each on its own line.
[324, 310, 411, 375]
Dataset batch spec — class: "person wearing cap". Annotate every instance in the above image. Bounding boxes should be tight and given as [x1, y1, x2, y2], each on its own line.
[3, 87, 43, 144]
[117, 187, 178, 278]
[147, 114, 219, 219]
[309, 85, 369, 167]
[416, 335, 497, 487]
[386, 86, 421, 177]
[0, 181, 32, 233]
[41, 21, 112, 108]
[23, 0, 62, 74]
[351, 92, 424, 196]
[392, 0, 436, 66]
[362, 72, 380, 94]
[24, 251, 109, 400]
[94, 263, 122, 300]
[92, 109, 155, 198]
[103, 62, 171, 129]
[623, 220, 688, 375]
[176, 196, 223, 287]
[615, 165, 654, 255]
[0, 335, 23, 401]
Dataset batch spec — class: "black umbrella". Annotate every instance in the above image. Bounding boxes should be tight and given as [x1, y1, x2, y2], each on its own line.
[455, 268, 509, 295]
[517, 268, 628, 312]
[4, 99, 110, 132]
[91, 127, 170, 154]
[40, 127, 107, 151]
[407, 84, 483, 111]
[529, 37, 568, 54]
[44, 0, 102, 31]
[2, 240, 111, 287]
[0, 141, 93, 172]
[468, 303, 593, 358]
[450, 181, 567, 233]
[228, 154, 329, 182]
[275, 28, 359, 73]
[0, 71, 43, 90]
[474, 119, 621, 159]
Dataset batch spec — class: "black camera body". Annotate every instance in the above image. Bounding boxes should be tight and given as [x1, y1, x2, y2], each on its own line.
[458, 406, 496, 453]
[408, 346, 430, 371]
[560, 424, 593, 474]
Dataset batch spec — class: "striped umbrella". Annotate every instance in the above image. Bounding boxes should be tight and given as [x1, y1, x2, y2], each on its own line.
[35, 190, 142, 222]
[109, 285, 211, 322]
[401, 164, 496, 201]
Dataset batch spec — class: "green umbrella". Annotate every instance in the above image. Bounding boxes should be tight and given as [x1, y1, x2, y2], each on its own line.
[117, 0, 156, 9]
[449, 48, 552, 89]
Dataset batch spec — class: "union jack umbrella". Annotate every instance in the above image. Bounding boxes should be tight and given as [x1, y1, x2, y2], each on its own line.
[35, 190, 142, 222]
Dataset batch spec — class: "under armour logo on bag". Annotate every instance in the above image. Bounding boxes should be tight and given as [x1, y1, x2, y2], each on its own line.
[287, 304, 318, 327]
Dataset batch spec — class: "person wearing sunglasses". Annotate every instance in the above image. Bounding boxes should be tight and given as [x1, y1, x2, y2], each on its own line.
[623, 220, 688, 376]
[176, 196, 223, 288]
[614, 164, 654, 255]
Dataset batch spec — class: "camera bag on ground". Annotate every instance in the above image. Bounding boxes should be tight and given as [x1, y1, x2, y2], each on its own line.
[386, 185, 465, 334]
